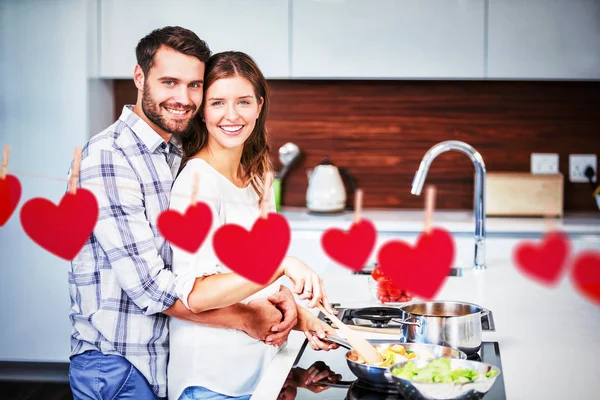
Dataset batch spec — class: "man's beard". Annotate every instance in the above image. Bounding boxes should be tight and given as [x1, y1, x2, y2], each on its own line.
[141, 83, 197, 136]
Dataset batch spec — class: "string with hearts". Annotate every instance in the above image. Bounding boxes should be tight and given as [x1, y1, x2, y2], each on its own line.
[377, 186, 455, 300]
[321, 189, 377, 272]
[1, 143, 598, 307]
[513, 215, 600, 305]
[19, 148, 99, 261]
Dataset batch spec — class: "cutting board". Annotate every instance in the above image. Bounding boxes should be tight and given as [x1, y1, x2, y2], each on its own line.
[485, 172, 564, 217]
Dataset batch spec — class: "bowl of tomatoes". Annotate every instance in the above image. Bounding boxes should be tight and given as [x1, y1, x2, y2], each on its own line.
[369, 264, 413, 304]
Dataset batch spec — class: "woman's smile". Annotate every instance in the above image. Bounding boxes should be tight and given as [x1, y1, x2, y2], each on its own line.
[219, 124, 244, 136]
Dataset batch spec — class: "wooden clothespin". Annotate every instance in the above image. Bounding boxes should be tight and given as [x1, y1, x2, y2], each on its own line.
[191, 172, 200, 206]
[1, 145, 9, 179]
[68, 147, 82, 195]
[423, 185, 436, 234]
[544, 202, 557, 233]
[354, 189, 364, 224]
[260, 171, 274, 219]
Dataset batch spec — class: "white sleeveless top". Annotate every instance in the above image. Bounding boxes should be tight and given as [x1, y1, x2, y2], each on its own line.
[167, 158, 281, 399]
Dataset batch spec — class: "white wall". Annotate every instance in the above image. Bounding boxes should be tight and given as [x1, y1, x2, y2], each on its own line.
[0, 0, 100, 362]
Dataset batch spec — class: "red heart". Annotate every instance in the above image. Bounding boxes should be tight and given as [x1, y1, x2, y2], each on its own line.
[158, 202, 212, 253]
[20, 189, 98, 260]
[213, 213, 290, 285]
[377, 228, 455, 300]
[513, 231, 571, 286]
[321, 219, 377, 272]
[570, 251, 600, 306]
[0, 175, 22, 226]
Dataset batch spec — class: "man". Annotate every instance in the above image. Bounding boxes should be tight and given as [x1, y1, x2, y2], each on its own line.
[68, 26, 299, 400]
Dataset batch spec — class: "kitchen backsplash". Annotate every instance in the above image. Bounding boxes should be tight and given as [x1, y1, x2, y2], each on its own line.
[113, 80, 600, 212]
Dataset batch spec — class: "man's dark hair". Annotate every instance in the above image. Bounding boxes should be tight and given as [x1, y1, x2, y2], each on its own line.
[135, 26, 211, 76]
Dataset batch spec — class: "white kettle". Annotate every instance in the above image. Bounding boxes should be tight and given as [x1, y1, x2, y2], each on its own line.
[306, 158, 355, 213]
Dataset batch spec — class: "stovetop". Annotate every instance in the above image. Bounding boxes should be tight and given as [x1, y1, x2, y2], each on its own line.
[278, 341, 506, 399]
[275, 305, 503, 399]
[322, 304, 495, 331]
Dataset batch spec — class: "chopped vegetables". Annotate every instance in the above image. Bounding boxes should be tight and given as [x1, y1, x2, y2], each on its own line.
[348, 344, 426, 367]
[391, 358, 499, 383]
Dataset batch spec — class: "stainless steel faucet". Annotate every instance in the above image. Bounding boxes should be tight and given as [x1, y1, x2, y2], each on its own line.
[411, 140, 487, 270]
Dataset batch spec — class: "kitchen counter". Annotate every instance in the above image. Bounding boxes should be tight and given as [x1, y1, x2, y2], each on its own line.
[251, 256, 600, 399]
[279, 207, 600, 235]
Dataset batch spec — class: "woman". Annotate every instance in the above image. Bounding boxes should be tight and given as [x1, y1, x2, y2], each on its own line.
[167, 51, 337, 400]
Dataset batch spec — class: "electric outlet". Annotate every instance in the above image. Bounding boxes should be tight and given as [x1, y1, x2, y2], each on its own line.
[569, 154, 597, 183]
[531, 153, 559, 174]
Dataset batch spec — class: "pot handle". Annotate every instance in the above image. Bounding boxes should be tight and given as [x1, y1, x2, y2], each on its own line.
[391, 318, 421, 327]
[480, 308, 490, 317]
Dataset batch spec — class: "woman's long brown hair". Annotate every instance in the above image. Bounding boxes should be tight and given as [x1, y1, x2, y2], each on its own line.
[181, 51, 273, 203]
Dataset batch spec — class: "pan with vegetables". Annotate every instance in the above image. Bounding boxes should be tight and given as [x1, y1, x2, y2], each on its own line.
[322, 334, 467, 385]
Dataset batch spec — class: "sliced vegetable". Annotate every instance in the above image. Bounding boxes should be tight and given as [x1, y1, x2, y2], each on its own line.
[391, 358, 498, 384]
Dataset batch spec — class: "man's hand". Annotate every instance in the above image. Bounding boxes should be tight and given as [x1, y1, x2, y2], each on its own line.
[265, 286, 298, 346]
[242, 299, 283, 342]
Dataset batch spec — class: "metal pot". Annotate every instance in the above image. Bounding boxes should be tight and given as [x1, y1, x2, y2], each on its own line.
[323, 335, 467, 385]
[393, 301, 489, 355]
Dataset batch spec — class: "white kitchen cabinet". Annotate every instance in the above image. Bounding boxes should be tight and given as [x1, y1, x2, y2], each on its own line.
[287, 230, 331, 275]
[291, 0, 485, 79]
[99, 0, 289, 78]
[487, 0, 600, 79]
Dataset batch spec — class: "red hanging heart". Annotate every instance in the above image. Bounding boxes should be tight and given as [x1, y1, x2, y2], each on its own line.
[213, 213, 290, 285]
[157, 202, 213, 253]
[321, 219, 377, 272]
[0, 175, 22, 226]
[513, 231, 571, 286]
[20, 189, 98, 260]
[570, 251, 600, 306]
[377, 228, 455, 300]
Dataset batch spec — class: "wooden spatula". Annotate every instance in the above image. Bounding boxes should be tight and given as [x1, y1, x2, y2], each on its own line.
[317, 303, 383, 365]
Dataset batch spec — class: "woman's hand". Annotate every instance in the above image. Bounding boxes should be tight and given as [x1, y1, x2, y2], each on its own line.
[280, 257, 334, 312]
[296, 306, 340, 351]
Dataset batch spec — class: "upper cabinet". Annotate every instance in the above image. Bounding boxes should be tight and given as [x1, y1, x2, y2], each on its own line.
[291, 0, 485, 79]
[487, 0, 600, 80]
[99, 0, 290, 78]
[97, 0, 600, 81]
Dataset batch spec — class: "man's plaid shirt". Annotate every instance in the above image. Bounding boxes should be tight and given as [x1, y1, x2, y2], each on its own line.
[69, 105, 183, 397]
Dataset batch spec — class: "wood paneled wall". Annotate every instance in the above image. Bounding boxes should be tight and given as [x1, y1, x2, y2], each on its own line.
[113, 80, 600, 212]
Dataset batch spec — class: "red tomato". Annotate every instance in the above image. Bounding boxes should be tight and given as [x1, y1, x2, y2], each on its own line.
[380, 295, 391, 303]
[377, 284, 389, 296]
[371, 266, 386, 281]
[387, 286, 403, 299]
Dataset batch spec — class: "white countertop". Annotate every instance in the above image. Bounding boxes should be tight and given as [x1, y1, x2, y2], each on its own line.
[251, 255, 600, 399]
[279, 207, 600, 235]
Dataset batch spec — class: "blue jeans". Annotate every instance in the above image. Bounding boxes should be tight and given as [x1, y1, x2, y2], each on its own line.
[178, 386, 251, 400]
[69, 350, 160, 400]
